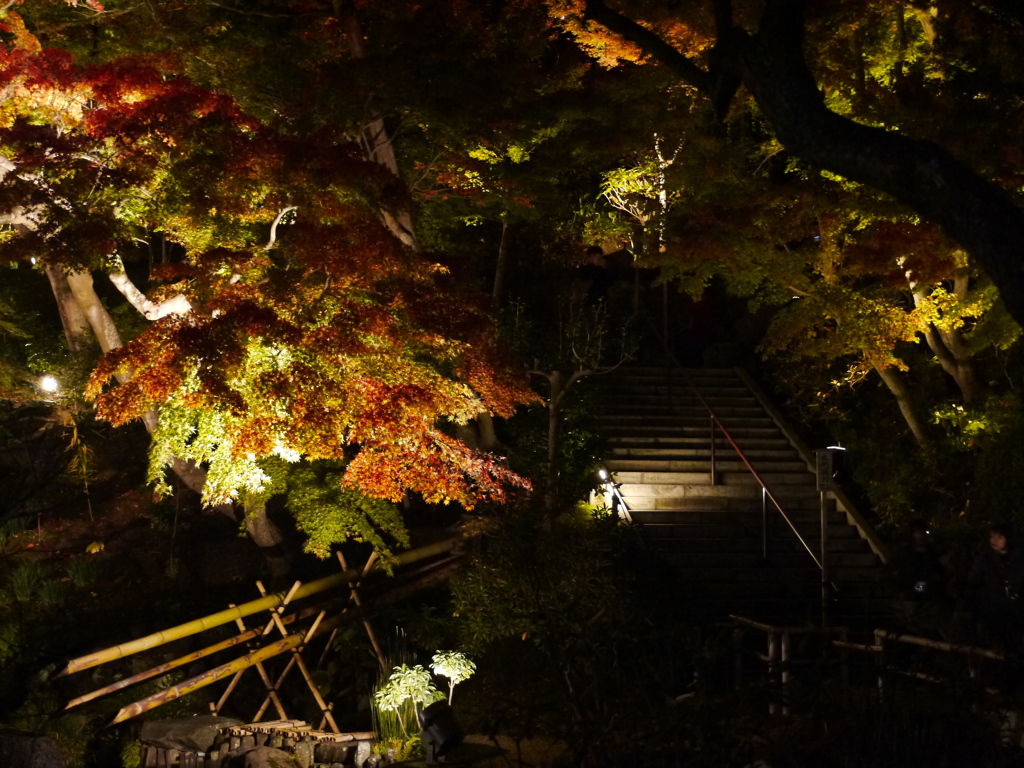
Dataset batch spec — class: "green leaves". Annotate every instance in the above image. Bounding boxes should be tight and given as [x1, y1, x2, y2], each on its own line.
[374, 664, 445, 715]
[284, 462, 408, 560]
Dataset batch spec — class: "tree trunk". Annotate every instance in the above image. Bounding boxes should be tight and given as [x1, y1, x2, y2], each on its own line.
[477, 412, 501, 452]
[873, 363, 931, 447]
[919, 323, 983, 402]
[545, 370, 563, 515]
[244, 497, 291, 584]
[65, 270, 124, 355]
[341, 9, 419, 252]
[44, 266, 92, 354]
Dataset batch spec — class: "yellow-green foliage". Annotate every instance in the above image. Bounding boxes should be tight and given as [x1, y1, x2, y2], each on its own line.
[120, 738, 142, 768]
[285, 461, 409, 560]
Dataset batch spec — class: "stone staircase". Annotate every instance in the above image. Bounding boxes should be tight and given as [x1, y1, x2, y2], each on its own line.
[593, 367, 889, 632]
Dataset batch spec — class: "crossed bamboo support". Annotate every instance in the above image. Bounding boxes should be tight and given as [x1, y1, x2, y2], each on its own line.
[62, 538, 462, 725]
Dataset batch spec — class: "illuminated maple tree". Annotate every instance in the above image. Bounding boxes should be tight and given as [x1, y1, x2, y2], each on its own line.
[0, 5, 538, 561]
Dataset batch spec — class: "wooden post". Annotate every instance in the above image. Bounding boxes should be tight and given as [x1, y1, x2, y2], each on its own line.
[338, 551, 387, 671]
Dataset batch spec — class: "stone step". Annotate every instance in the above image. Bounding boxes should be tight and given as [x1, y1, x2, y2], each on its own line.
[640, 530, 869, 553]
[598, 417, 770, 430]
[606, 459, 804, 473]
[623, 496, 828, 511]
[598, 397, 757, 409]
[596, 366, 886, 629]
[628, 508, 845, 525]
[615, 471, 815, 486]
[621, 482, 821, 504]
[597, 406, 768, 419]
[630, 512, 847, 528]
[651, 549, 880, 569]
[607, 445, 800, 458]
[598, 430, 782, 442]
[607, 459, 808, 473]
[665, 562, 880, 584]
[607, 435, 791, 446]
[604, 367, 737, 379]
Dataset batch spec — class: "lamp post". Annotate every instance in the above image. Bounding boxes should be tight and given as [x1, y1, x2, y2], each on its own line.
[815, 446, 845, 626]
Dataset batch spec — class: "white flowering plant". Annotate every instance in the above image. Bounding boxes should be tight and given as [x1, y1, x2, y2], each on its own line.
[430, 651, 476, 706]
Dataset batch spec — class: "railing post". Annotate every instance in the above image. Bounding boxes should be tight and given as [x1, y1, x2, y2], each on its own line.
[762, 487, 768, 560]
[815, 448, 836, 627]
[840, 628, 849, 691]
[733, 626, 743, 690]
[874, 628, 885, 702]
[768, 631, 779, 716]
[781, 631, 791, 717]
[709, 415, 716, 485]
[821, 489, 829, 627]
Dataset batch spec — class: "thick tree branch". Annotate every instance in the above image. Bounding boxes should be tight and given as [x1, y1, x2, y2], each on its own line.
[108, 259, 192, 320]
[584, 0, 714, 95]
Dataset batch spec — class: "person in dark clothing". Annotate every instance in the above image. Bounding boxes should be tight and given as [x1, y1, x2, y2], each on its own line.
[965, 523, 1024, 693]
[967, 523, 1024, 649]
[886, 519, 951, 636]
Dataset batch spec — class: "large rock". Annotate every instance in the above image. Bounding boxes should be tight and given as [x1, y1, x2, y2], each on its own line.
[139, 715, 243, 752]
[0, 732, 67, 768]
[225, 745, 297, 768]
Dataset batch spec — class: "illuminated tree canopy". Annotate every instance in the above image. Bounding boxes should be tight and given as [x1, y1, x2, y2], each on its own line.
[0, 2, 543, 550]
[2, 0, 1024, 541]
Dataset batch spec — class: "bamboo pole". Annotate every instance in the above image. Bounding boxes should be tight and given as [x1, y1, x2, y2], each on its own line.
[338, 551, 387, 671]
[249, 592, 322, 723]
[109, 548, 466, 724]
[63, 538, 456, 676]
[254, 583, 339, 732]
[112, 634, 305, 724]
[66, 597, 342, 709]
[874, 628, 1005, 661]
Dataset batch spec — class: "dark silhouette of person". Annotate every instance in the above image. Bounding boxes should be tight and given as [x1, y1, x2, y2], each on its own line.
[967, 524, 1024, 642]
[886, 519, 950, 636]
[966, 523, 1024, 691]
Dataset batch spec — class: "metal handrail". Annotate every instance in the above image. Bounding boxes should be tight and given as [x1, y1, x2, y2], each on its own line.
[647, 321, 824, 573]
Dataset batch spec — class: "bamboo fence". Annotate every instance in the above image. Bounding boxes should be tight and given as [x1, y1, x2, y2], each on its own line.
[62, 538, 464, 725]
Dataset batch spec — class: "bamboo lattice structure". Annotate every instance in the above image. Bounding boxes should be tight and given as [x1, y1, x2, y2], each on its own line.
[62, 538, 464, 725]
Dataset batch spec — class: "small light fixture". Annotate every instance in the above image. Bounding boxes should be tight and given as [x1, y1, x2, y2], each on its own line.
[598, 469, 608, 480]
[39, 375, 59, 394]
[826, 445, 846, 451]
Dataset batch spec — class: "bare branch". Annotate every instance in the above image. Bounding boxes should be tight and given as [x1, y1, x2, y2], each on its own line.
[264, 206, 297, 250]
